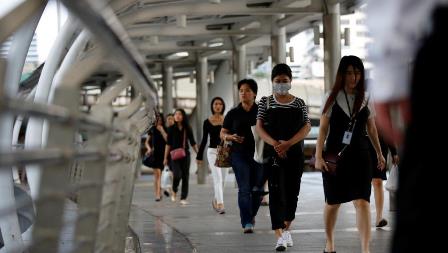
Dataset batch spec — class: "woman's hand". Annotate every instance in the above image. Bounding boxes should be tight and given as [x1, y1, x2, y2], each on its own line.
[314, 156, 328, 171]
[377, 154, 386, 170]
[392, 154, 400, 165]
[274, 140, 291, 158]
[146, 148, 152, 156]
[196, 159, 203, 165]
[156, 124, 164, 132]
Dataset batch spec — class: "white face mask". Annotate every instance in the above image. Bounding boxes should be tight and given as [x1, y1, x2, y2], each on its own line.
[273, 82, 291, 95]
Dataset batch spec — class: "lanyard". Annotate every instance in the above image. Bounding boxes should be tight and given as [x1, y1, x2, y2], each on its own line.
[343, 89, 357, 131]
[343, 89, 353, 118]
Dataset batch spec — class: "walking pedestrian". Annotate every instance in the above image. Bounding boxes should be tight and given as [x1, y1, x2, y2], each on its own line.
[164, 109, 198, 205]
[314, 56, 385, 253]
[220, 79, 264, 233]
[144, 113, 168, 201]
[256, 63, 311, 251]
[196, 97, 229, 214]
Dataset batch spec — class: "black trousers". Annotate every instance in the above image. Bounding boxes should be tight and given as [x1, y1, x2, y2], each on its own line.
[266, 156, 303, 230]
[172, 154, 191, 200]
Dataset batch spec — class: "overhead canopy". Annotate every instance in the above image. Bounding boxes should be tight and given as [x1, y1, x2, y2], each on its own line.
[110, 0, 359, 78]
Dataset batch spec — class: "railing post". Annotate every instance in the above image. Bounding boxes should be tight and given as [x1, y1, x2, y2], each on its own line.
[73, 105, 113, 253]
[112, 122, 141, 251]
[29, 85, 78, 253]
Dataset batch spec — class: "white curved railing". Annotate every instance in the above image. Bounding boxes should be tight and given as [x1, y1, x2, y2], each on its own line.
[0, 1, 157, 252]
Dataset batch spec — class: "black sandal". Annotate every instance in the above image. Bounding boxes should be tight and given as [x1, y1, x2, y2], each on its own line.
[376, 218, 388, 228]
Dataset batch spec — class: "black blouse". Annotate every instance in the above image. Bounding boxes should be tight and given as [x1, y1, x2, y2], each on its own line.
[196, 119, 222, 160]
[167, 125, 196, 153]
[222, 103, 258, 153]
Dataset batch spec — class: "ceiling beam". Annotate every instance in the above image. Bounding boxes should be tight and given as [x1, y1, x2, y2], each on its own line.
[135, 40, 233, 53]
[119, 0, 321, 25]
[128, 23, 271, 37]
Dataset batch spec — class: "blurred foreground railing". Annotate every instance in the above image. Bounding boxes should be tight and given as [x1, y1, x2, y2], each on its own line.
[0, 1, 157, 252]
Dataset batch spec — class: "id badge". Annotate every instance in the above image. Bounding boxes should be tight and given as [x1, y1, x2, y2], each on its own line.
[342, 131, 352, 145]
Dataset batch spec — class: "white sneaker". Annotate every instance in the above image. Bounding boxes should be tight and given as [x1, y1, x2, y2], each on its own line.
[179, 199, 188, 205]
[275, 237, 287, 251]
[282, 230, 293, 247]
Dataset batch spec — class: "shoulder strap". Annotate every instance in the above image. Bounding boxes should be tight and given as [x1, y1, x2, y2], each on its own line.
[183, 129, 187, 149]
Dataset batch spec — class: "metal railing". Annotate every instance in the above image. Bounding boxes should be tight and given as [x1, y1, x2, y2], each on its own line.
[0, 1, 157, 252]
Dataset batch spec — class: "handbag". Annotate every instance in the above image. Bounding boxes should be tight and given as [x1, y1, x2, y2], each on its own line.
[215, 141, 231, 167]
[311, 141, 348, 174]
[314, 113, 356, 173]
[322, 150, 340, 174]
[170, 129, 187, 161]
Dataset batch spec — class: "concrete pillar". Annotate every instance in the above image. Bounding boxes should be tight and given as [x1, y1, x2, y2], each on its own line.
[271, 14, 286, 66]
[323, 3, 341, 92]
[196, 56, 208, 184]
[162, 64, 174, 114]
[232, 45, 246, 106]
[237, 45, 246, 81]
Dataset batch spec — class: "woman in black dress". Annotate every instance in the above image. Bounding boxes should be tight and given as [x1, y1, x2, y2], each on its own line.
[314, 56, 385, 253]
[145, 113, 168, 201]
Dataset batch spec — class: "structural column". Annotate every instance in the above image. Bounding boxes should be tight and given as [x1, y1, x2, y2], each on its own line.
[271, 14, 286, 66]
[237, 45, 246, 81]
[162, 64, 174, 115]
[232, 45, 246, 106]
[196, 56, 208, 184]
[323, 3, 341, 91]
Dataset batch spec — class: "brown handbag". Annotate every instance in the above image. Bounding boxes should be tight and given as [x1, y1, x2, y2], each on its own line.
[322, 151, 340, 174]
[215, 141, 231, 167]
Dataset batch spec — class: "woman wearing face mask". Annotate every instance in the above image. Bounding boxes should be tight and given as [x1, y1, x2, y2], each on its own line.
[256, 63, 311, 251]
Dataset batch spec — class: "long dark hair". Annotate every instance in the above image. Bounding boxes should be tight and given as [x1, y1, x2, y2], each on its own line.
[322, 55, 366, 115]
[210, 97, 225, 115]
[155, 112, 165, 127]
[174, 108, 190, 130]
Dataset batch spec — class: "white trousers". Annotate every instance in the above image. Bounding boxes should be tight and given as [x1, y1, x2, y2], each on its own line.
[207, 148, 230, 204]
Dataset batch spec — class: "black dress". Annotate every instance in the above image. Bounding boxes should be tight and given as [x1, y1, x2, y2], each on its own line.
[148, 126, 166, 169]
[322, 102, 372, 205]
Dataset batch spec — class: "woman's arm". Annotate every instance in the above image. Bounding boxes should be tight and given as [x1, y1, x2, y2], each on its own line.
[315, 115, 330, 171]
[163, 144, 171, 166]
[157, 125, 168, 142]
[367, 117, 386, 170]
[276, 122, 311, 157]
[192, 144, 199, 154]
[255, 120, 278, 146]
[196, 120, 209, 161]
[145, 133, 152, 155]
